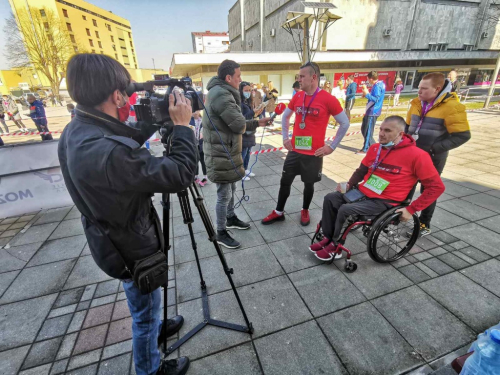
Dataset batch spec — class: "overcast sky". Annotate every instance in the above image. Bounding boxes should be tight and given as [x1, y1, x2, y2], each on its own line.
[0, 0, 236, 70]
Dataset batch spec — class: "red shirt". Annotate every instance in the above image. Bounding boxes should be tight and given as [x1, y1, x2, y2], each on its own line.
[288, 89, 342, 155]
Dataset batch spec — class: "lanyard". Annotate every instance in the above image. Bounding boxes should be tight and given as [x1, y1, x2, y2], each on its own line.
[370, 144, 396, 173]
[415, 100, 435, 135]
[301, 87, 320, 123]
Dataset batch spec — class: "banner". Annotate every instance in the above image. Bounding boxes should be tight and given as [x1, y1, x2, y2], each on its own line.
[334, 71, 397, 93]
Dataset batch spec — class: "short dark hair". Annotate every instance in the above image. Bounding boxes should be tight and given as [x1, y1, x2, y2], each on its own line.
[66, 53, 131, 107]
[218, 59, 240, 81]
[300, 61, 320, 77]
[383, 115, 406, 131]
[67, 103, 75, 109]
[293, 81, 300, 89]
[367, 71, 378, 80]
[348, 74, 355, 80]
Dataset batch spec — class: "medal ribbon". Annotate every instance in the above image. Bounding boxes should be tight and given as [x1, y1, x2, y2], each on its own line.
[415, 100, 435, 136]
[300, 87, 320, 125]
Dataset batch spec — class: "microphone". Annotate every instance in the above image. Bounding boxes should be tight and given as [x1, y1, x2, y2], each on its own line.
[268, 102, 286, 124]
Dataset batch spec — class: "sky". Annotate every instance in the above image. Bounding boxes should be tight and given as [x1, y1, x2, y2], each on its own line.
[0, 0, 237, 70]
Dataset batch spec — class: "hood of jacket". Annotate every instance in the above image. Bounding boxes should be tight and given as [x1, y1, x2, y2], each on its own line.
[207, 76, 241, 105]
[393, 133, 415, 149]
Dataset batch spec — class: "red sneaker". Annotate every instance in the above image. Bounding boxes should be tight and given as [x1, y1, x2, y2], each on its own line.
[300, 209, 310, 226]
[261, 210, 285, 225]
[315, 242, 343, 261]
[309, 237, 330, 253]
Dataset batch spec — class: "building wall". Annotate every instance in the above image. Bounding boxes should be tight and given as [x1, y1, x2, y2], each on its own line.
[0, 69, 51, 95]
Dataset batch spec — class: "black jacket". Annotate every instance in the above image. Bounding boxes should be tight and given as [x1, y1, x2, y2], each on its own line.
[58, 105, 197, 279]
[241, 100, 256, 148]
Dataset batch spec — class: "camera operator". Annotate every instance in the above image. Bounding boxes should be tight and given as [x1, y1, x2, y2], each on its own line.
[59, 54, 195, 375]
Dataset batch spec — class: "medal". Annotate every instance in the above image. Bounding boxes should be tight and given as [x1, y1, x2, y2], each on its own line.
[299, 88, 320, 130]
[300, 122, 306, 129]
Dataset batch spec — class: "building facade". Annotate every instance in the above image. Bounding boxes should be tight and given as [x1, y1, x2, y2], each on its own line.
[191, 31, 230, 53]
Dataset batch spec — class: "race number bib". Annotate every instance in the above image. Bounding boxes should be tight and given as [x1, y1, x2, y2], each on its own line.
[364, 174, 390, 195]
[295, 136, 312, 150]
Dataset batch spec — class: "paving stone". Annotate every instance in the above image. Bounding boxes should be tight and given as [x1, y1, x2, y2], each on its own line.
[373, 286, 475, 361]
[428, 247, 448, 257]
[414, 262, 440, 278]
[81, 243, 91, 256]
[102, 339, 133, 360]
[428, 207, 469, 230]
[405, 255, 419, 263]
[461, 193, 500, 213]
[422, 258, 455, 276]
[47, 303, 77, 319]
[339, 252, 413, 299]
[255, 321, 347, 374]
[0, 223, 11, 231]
[442, 182, 481, 198]
[80, 284, 97, 301]
[414, 251, 433, 261]
[1, 217, 19, 225]
[64, 206, 82, 221]
[18, 214, 37, 223]
[56, 332, 78, 360]
[0, 270, 19, 298]
[19, 364, 51, 375]
[73, 324, 109, 355]
[243, 199, 280, 222]
[64, 256, 112, 290]
[34, 207, 72, 225]
[289, 264, 366, 317]
[173, 231, 217, 264]
[269, 234, 323, 273]
[22, 337, 63, 369]
[0, 259, 77, 304]
[77, 300, 91, 311]
[460, 259, 500, 298]
[441, 244, 455, 251]
[0, 236, 13, 246]
[28, 235, 87, 266]
[399, 264, 432, 284]
[391, 257, 411, 268]
[449, 241, 470, 250]
[67, 349, 101, 371]
[415, 236, 441, 251]
[54, 288, 85, 308]
[90, 294, 116, 308]
[176, 245, 283, 302]
[83, 303, 114, 329]
[451, 251, 477, 265]
[429, 344, 469, 371]
[9, 222, 58, 247]
[437, 253, 470, 270]
[8, 221, 28, 230]
[420, 272, 500, 332]
[427, 235, 446, 247]
[37, 314, 73, 340]
[97, 353, 130, 375]
[49, 219, 85, 240]
[0, 345, 30, 375]
[172, 213, 207, 238]
[0, 228, 21, 238]
[94, 279, 120, 298]
[446, 223, 500, 257]
[476, 214, 500, 234]
[67, 364, 98, 375]
[116, 291, 127, 301]
[438, 199, 497, 221]
[112, 300, 130, 321]
[318, 302, 423, 375]
[4, 242, 43, 262]
[67, 311, 87, 333]
[51, 359, 69, 374]
[255, 213, 306, 242]
[106, 317, 132, 345]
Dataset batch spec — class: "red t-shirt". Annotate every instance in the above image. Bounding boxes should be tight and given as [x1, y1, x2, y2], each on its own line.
[288, 89, 343, 155]
[358, 136, 438, 203]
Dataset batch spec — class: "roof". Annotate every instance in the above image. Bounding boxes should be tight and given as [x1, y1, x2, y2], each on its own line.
[191, 31, 229, 37]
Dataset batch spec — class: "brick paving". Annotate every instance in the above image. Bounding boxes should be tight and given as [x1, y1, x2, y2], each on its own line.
[1, 110, 500, 374]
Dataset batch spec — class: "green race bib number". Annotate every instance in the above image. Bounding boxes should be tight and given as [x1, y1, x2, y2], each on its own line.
[295, 136, 312, 150]
[364, 174, 390, 195]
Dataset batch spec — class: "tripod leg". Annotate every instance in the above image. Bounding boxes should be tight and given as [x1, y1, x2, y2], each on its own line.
[161, 192, 171, 355]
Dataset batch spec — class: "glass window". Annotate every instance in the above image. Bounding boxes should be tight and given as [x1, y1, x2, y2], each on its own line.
[89, 39, 94, 47]
[44, 22, 49, 30]
[92, 19, 97, 27]
[82, 15, 86, 20]
[40, 9, 46, 17]
[66, 23, 72, 32]
[86, 28, 90, 36]
[63, 9, 68, 17]
[98, 41, 102, 48]
[70, 35, 76, 43]
[95, 30, 99, 38]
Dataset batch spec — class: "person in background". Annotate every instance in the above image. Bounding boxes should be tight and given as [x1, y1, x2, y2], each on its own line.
[448, 69, 461, 94]
[330, 80, 346, 127]
[239, 81, 264, 181]
[292, 81, 301, 97]
[264, 88, 278, 117]
[2, 95, 29, 133]
[252, 83, 263, 117]
[268, 81, 274, 91]
[322, 81, 332, 94]
[345, 75, 357, 120]
[190, 111, 208, 186]
[0, 104, 9, 134]
[27, 94, 53, 141]
[67, 103, 76, 119]
[394, 78, 404, 106]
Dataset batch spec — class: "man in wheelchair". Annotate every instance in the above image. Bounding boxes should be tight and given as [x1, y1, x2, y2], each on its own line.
[310, 116, 445, 262]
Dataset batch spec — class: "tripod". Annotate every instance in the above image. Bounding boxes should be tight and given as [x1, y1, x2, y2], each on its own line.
[161, 143, 253, 356]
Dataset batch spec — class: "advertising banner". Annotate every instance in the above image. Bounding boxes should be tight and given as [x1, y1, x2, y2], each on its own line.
[334, 71, 397, 93]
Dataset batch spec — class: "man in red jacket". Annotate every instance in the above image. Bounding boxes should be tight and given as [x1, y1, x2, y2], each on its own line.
[310, 115, 445, 261]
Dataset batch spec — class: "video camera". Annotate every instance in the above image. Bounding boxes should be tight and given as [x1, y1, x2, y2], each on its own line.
[125, 76, 202, 126]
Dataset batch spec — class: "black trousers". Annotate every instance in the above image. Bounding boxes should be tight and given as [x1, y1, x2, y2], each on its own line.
[345, 98, 355, 120]
[197, 139, 207, 176]
[34, 122, 53, 141]
[322, 191, 391, 240]
[419, 153, 448, 227]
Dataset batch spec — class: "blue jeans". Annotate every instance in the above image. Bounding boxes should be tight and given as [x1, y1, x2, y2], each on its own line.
[123, 281, 162, 375]
[216, 182, 236, 231]
[241, 147, 252, 170]
[361, 115, 378, 152]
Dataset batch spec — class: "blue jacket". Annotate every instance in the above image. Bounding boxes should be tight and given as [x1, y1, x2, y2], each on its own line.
[365, 81, 386, 116]
[29, 100, 47, 126]
[346, 82, 357, 101]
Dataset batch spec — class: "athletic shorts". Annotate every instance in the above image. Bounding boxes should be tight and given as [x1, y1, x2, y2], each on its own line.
[282, 151, 323, 183]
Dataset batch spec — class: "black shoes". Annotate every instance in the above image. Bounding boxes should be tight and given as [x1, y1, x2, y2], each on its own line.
[158, 315, 184, 349]
[156, 357, 190, 375]
[226, 215, 250, 230]
[216, 229, 241, 249]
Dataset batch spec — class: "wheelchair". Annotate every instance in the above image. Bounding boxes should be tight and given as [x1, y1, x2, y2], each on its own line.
[311, 200, 420, 273]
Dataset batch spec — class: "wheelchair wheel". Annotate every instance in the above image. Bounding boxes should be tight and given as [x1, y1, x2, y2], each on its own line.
[367, 208, 420, 263]
[311, 221, 324, 245]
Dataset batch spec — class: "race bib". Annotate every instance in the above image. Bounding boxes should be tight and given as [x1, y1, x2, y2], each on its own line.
[295, 136, 312, 150]
[364, 174, 390, 195]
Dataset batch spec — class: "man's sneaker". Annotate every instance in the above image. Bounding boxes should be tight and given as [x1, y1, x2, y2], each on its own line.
[300, 209, 310, 226]
[315, 242, 343, 261]
[355, 150, 366, 155]
[261, 210, 285, 225]
[407, 223, 431, 238]
[309, 237, 330, 253]
[156, 357, 190, 375]
[245, 170, 256, 177]
[216, 230, 241, 249]
[158, 316, 184, 349]
[242, 175, 251, 181]
[226, 215, 250, 230]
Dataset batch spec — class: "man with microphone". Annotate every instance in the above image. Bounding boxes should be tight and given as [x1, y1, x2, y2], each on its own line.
[262, 62, 350, 227]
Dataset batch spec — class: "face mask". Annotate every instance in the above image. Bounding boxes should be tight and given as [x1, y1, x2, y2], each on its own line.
[381, 140, 395, 147]
[117, 92, 130, 123]
[243, 92, 251, 99]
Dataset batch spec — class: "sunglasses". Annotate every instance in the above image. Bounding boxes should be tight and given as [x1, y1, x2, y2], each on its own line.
[303, 61, 320, 77]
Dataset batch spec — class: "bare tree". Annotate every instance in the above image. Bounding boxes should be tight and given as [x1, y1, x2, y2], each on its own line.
[3, 6, 84, 98]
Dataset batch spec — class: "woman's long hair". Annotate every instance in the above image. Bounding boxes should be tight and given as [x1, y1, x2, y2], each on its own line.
[239, 81, 253, 107]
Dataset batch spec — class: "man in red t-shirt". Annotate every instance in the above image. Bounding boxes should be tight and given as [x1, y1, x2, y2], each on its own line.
[262, 62, 351, 226]
[309, 116, 445, 261]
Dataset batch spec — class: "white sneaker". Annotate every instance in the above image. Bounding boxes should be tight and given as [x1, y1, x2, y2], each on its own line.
[242, 176, 251, 181]
[245, 170, 255, 177]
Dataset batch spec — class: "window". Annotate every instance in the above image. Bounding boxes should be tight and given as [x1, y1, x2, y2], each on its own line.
[135, 64, 137, 69]
[124, 63, 130, 66]
[74, 46, 79, 52]
[121, 46, 126, 50]
[115, 53, 118, 60]
[128, 32, 131, 38]
[95, 30, 99, 38]
[98, 41, 102, 48]
[92, 19, 97, 27]
[130, 41, 133, 47]
[107, 24, 111, 31]
[89, 39, 94, 47]
[112, 44, 116, 51]
[70, 35, 76, 43]
[40, 9, 46, 17]
[92, 49, 95, 53]
[66, 23, 72, 32]
[111, 36, 114, 42]
[100, 51, 104, 54]
[123, 55, 128, 58]
[43, 22, 49, 31]
[86, 28, 90, 36]
[131, 49, 134, 54]
[82, 15, 86, 20]
[63, 9, 68, 17]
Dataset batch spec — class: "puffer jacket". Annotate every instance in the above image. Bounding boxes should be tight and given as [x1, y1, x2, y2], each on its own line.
[241, 100, 256, 149]
[406, 79, 470, 157]
[202, 77, 259, 183]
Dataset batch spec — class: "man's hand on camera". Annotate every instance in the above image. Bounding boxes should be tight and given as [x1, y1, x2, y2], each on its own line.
[259, 117, 272, 127]
[169, 91, 192, 126]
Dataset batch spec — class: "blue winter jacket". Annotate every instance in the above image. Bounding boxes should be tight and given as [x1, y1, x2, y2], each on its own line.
[365, 81, 386, 116]
[346, 82, 357, 101]
[29, 100, 47, 126]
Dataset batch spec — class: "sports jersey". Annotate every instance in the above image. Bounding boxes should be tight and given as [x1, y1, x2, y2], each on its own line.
[288, 89, 343, 155]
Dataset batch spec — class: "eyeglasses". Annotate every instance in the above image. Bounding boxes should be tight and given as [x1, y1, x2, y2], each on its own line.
[302, 61, 320, 77]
